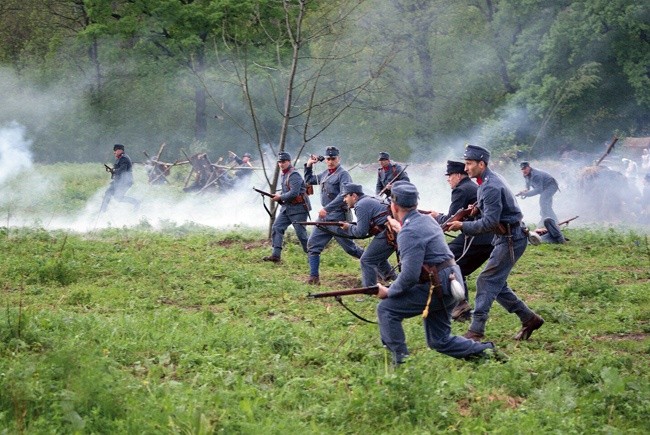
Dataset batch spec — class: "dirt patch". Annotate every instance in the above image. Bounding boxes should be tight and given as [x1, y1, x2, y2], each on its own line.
[211, 238, 269, 249]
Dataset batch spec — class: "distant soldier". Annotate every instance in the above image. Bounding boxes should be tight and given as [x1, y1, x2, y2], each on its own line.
[376, 151, 409, 197]
[375, 181, 499, 365]
[640, 173, 650, 224]
[447, 145, 544, 342]
[340, 183, 396, 287]
[528, 217, 567, 245]
[229, 151, 254, 182]
[100, 144, 140, 213]
[518, 161, 559, 224]
[262, 152, 311, 263]
[429, 161, 493, 321]
[304, 146, 364, 285]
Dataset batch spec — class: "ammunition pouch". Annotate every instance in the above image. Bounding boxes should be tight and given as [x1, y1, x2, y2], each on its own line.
[419, 258, 456, 285]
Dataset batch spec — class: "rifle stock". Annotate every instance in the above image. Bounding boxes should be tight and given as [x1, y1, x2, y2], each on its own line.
[308, 285, 379, 299]
[441, 202, 478, 231]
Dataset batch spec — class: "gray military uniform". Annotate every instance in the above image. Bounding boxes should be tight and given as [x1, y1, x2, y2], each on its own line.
[461, 168, 538, 336]
[522, 167, 559, 223]
[270, 166, 311, 257]
[377, 209, 494, 363]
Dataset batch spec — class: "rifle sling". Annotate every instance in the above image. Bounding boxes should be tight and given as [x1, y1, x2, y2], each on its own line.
[334, 296, 377, 324]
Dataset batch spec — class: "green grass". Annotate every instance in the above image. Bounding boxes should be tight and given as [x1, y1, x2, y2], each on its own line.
[1, 224, 649, 433]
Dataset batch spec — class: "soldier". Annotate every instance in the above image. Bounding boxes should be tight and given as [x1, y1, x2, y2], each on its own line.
[262, 152, 311, 263]
[447, 145, 544, 342]
[100, 144, 140, 213]
[375, 181, 499, 365]
[229, 151, 254, 183]
[304, 146, 364, 285]
[339, 183, 396, 287]
[518, 161, 559, 224]
[528, 217, 567, 245]
[376, 151, 409, 197]
[429, 161, 494, 321]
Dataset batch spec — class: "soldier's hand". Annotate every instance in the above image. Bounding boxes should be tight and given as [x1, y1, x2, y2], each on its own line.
[429, 210, 439, 218]
[377, 283, 389, 299]
[386, 216, 402, 234]
[318, 208, 327, 219]
[340, 222, 350, 231]
[272, 194, 281, 201]
[446, 221, 463, 232]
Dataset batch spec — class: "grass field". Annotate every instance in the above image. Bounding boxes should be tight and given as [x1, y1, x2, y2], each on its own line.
[1, 224, 649, 433]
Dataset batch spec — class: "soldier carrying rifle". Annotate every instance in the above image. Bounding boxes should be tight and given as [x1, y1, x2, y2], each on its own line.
[100, 144, 140, 213]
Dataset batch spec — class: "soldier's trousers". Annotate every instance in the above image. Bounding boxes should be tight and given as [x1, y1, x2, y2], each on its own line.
[377, 265, 493, 363]
[469, 229, 536, 335]
[307, 225, 364, 276]
[539, 187, 558, 223]
[271, 208, 309, 257]
[100, 183, 139, 212]
[360, 234, 395, 287]
[448, 235, 493, 301]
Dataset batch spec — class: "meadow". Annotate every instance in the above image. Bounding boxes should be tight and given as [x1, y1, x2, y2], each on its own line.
[1, 164, 649, 433]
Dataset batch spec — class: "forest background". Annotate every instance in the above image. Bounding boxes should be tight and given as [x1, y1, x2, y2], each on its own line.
[0, 0, 648, 166]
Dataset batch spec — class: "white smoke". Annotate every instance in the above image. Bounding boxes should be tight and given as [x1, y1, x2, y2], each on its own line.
[0, 122, 33, 185]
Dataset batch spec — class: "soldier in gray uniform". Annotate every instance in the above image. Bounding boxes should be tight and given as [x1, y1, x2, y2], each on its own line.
[339, 183, 396, 287]
[304, 146, 364, 285]
[429, 161, 494, 321]
[100, 144, 140, 213]
[376, 152, 409, 197]
[528, 217, 567, 245]
[447, 145, 544, 342]
[262, 152, 311, 262]
[376, 181, 498, 365]
[518, 161, 559, 224]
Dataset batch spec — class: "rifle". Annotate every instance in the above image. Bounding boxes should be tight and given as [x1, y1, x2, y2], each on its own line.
[104, 164, 114, 177]
[378, 164, 409, 197]
[595, 136, 619, 166]
[441, 202, 478, 231]
[253, 187, 285, 205]
[308, 285, 379, 299]
[293, 221, 353, 227]
[535, 216, 578, 235]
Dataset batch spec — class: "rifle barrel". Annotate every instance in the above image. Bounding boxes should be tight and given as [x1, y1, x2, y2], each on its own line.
[308, 285, 379, 298]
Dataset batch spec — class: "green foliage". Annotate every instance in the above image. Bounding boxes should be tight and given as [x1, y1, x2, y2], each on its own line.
[0, 224, 648, 432]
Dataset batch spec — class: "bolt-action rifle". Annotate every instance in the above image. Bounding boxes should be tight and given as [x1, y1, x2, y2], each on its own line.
[293, 221, 354, 227]
[441, 202, 478, 231]
[253, 187, 286, 205]
[308, 285, 380, 323]
[378, 164, 409, 197]
[534, 216, 579, 235]
[104, 164, 114, 178]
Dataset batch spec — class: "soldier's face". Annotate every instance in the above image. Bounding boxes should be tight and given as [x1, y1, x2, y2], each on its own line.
[521, 166, 531, 176]
[278, 160, 290, 170]
[114, 149, 123, 158]
[325, 156, 339, 169]
[464, 160, 484, 178]
[447, 173, 461, 188]
[343, 193, 357, 208]
[379, 159, 390, 168]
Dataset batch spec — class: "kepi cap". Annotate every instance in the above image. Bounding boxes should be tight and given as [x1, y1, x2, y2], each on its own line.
[463, 144, 490, 163]
[325, 146, 340, 157]
[342, 182, 364, 196]
[520, 161, 530, 169]
[113, 144, 125, 151]
[378, 152, 390, 161]
[277, 152, 291, 162]
[390, 181, 419, 207]
[243, 152, 252, 158]
[445, 160, 467, 175]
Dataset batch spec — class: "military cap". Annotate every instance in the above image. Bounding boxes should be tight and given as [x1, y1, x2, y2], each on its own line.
[277, 152, 291, 162]
[325, 146, 340, 157]
[113, 144, 125, 151]
[342, 182, 364, 196]
[378, 151, 390, 161]
[463, 144, 490, 163]
[243, 152, 252, 158]
[520, 161, 530, 169]
[390, 181, 419, 207]
[445, 160, 467, 175]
